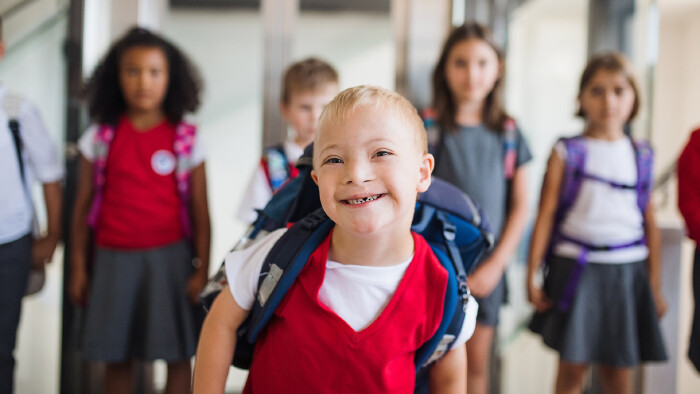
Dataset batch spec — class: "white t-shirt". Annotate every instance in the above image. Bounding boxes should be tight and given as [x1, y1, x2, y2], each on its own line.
[553, 137, 649, 263]
[77, 122, 206, 165]
[236, 140, 305, 224]
[225, 229, 478, 347]
[0, 86, 64, 244]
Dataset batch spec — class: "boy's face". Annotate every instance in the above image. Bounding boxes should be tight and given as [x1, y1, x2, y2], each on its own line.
[311, 105, 434, 237]
[282, 84, 338, 147]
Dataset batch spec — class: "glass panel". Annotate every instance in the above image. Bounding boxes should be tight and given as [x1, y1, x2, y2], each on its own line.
[500, 0, 589, 392]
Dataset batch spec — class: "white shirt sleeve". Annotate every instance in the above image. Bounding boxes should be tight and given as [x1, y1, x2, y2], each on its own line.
[236, 163, 273, 224]
[451, 296, 479, 347]
[190, 129, 206, 166]
[77, 125, 99, 162]
[553, 140, 567, 161]
[19, 101, 64, 183]
[224, 228, 287, 310]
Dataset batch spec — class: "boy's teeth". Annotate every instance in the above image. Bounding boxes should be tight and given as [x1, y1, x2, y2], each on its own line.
[347, 195, 379, 205]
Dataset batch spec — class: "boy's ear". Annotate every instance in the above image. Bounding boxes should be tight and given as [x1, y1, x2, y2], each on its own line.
[280, 101, 291, 122]
[416, 153, 435, 193]
[311, 169, 319, 186]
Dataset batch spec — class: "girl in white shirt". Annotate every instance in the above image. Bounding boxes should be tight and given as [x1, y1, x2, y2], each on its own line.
[526, 52, 667, 394]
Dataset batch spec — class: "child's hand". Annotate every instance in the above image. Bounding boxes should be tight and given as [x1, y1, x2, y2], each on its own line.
[69, 267, 89, 307]
[187, 271, 208, 305]
[653, 290, 668, 319]
[32, 235, 59, 269]
[527, 284, 552, 312]
[467, 260, 503, 298]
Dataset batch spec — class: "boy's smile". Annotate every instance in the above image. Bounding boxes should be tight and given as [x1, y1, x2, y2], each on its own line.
[311, 104, 433, 239]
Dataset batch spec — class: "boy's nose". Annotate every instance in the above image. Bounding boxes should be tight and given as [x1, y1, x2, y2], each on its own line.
[343, 159, 373, 185]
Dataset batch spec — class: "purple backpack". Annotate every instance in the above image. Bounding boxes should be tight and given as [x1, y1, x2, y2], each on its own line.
[548, 135, 653, 311]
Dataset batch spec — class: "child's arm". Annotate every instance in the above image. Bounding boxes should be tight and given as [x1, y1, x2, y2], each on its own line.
[467, 164, 529, 298]
[526, 149, 566, 311]
[644, 205, 667, 318]
[428, 345, 467, 393]
[69, 156, 94, 305]
[193, 287, 249, 393]
[187, 162, 211, 305]
[32, 181, 62, 267]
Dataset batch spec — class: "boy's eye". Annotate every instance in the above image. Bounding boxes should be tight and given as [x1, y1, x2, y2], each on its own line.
[374, 150, 391, 158]
[590, 87, 603, 97]
[323, 157, 343, 165]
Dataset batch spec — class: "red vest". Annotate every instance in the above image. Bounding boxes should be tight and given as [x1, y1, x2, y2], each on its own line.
[244, 232, 447, 393]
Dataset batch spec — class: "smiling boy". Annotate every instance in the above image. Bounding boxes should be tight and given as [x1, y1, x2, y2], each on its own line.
[194, 86, 475, 393]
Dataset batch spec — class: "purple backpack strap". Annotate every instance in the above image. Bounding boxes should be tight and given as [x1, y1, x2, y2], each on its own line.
[555, 136, 587, 223]
[174, 122, 197, 239]
[86, 124, 116, 229]
[547, 136, 588, 311]
[632, 138, 653, 213]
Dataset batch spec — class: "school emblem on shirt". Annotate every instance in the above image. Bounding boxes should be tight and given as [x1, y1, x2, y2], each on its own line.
[151, 150, 176, 175]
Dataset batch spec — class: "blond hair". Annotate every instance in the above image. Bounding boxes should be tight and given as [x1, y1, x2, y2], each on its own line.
[282, 57, 339, 104]
[314, 85, 427, 167]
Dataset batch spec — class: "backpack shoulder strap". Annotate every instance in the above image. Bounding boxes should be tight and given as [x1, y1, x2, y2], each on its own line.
[631, 138, 653, 213]
[503, 117, 518, 180]
[555, 135, 587, 223]
[233, 209, 334, 369]
[87, 124, 117, 228]
[261, 144, 290, 192]
[414, 245, 465, 370]
[174, 122, 197, 238]
[8, 119, 25, 182]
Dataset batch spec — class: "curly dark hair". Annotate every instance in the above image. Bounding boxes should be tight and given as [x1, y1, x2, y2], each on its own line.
[432, 22, 508, 132]
[83, 26, 203, 125]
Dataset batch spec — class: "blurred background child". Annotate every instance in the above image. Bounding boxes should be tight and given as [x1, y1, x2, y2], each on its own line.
[430, 22, 532, 394]
[69, 27, 209, 394]
[0, 16, 63, 394]
[527, 52, 667, 394]
[237, 57, 338, 223]
[678, 126, 700, 373]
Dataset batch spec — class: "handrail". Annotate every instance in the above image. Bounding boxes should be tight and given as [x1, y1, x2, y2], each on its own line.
[653, 160, 677, 208]
[0, 0, 38, 20]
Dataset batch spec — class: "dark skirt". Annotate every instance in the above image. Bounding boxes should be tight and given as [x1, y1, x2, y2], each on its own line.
[82, 240, 200, 362]
[529, 255, 667, 366]
[689, 247, 700, 372]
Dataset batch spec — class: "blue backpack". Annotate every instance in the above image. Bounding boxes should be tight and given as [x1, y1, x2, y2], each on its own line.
[200, 145, 494, 390]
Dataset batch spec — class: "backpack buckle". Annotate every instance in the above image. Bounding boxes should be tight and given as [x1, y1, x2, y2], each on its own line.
[301, 209, 327, 230]
[460, 283, 471, 311]
[442, 220, 456, 242]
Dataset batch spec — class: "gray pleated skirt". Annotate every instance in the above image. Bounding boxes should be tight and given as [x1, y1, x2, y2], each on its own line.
[529, 255, 667, 366]
[82, 240, 201, 362]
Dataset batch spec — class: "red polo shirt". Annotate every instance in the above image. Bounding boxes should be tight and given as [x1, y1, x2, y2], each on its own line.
[95, 117, 184, 249]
